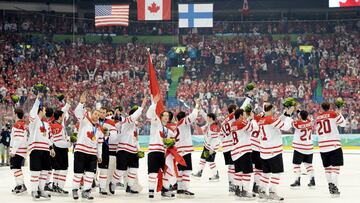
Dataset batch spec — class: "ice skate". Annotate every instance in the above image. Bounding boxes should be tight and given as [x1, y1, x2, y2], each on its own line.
[330, 184, 340, 198]
[177, 190, 195, 198]
[307, 177, 315, 188]
[126, 185, 139, 194]
[72, 189, 79, 200]
[229, 182, 236, 194]
[31, 191, 40, 200]
[149, 189, 155, 199]
[12, 184, 27, 195]
[109, 182, 115, 195]
[161, 187, 175, 199]
[235, 186, 243, 200]
[191, 170, 203, 179]
[242, 190, 256, 201]
[252, 183, 260, 195]
[209, 171, 220, 182]
[44, 182, 53, 192]
[82, 189, 94, 200]
[39, 190, 51, 199]
[99, 188, 108, 196]
[258, 190, 268, 202]
[268, 192, 284, 202]
[290, 177, 301, 189]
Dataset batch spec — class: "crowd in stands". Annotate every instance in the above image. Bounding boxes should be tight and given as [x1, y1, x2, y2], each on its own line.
[176, 32, 359, 133]
[0, 18, 359, 134]
[1, 11, 359, 35]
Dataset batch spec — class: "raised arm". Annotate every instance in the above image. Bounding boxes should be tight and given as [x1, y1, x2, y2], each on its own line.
[74, 92, 87, 120]
[29, 95, 42, 122]
[199, 109, 208, 120]
[184, 99, 200, 125]
[335, 110, 346, 127]
[126, 97, 147, 123]
[146, 95, 159, 121]
[74, 103, 85, 121]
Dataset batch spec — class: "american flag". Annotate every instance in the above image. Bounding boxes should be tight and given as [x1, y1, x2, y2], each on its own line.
[95, 4, 129, 27]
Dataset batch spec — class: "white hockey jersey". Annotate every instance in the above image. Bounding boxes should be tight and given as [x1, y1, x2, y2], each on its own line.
[258, 115, 293, 159]
[292, 119, 313, 155]
[146, 102, 175, 153]
[99, 119, 118, 152]
[220, 113, 236, 152]
[231, 118, 259, 161]
[28, 98, 53, 153]
[250, 115, 262, 152]
[117, 107, 143, 154]
[50, 103, 71, 148]
[74, 103, 104, 158]
[9, 120, 27, 157]
[174, 109, 199, 156]
[315, 111, 346, 153]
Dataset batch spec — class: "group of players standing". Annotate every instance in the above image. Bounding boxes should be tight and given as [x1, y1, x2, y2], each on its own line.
[8, 89, 346, 202]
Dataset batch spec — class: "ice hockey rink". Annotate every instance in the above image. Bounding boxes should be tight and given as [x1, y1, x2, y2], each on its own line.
[0, 151, 359, 203]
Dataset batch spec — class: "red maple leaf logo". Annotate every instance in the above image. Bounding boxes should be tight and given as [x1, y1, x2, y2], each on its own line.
[339, 0, 360, 7]
[148, 2, 160, 13]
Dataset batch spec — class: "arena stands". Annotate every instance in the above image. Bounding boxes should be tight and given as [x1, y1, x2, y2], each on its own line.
[0, 15, 359, 134]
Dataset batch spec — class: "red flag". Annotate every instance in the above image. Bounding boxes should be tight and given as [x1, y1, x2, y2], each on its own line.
[242, 0, 249, 15]
[147, 54, 164, 117]
[138, 0, 171, 20]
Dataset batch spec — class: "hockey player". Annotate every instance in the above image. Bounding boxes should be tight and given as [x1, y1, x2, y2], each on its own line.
[49, 98, 71, 195]
[97, 106, 118, 195]
[315, 102, 346, 197]
[72, 92, 104, 200]
[192, 109, 220, 182]
[28, 93, 55, 200]
[174, 99, 200, 198]
[257, 104, 295, 202]
[43, 107, 54, 192]
[9, 109, 27, 194]
[110, 98, 147, 194]
[146, 95, 175, 199]
[110, 106, 125, 189]
[290, 110, 315, 189]
[219, 104, 237, 193]
[249, 114, 263, 195]
[231, 109, 259, 200]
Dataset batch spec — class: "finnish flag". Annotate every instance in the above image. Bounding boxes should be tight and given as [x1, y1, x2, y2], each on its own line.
[178, 4, 213, 28]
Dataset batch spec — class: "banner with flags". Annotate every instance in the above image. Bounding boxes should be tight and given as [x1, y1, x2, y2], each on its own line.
[242, 0, 249, 14]
[137, 0, 171, 20]
[95, 4, 129, 27]
[147, 54, 164, 116]
[178, 4, 213, 28]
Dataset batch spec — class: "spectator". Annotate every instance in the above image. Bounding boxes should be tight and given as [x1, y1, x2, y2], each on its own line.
[0, 123, 11, 166]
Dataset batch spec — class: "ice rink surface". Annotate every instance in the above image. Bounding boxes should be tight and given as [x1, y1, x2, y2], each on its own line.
[0, 151, 359, 203]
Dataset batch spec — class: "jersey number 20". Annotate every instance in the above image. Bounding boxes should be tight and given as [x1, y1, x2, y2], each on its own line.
[317, 119, 331, 135]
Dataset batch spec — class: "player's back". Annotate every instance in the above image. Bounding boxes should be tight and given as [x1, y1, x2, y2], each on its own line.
[292, 119, 313, 154]
[315, 110, 345, 153]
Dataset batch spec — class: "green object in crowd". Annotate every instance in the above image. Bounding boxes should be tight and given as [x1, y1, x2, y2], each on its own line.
[245, 82, 256, 91]
[11, 95, 20, 103]
[244, 104, 252, 113]
[335, 97, 346, 108]
[283, 97, 297, 107]
[56, 93, 65, 102]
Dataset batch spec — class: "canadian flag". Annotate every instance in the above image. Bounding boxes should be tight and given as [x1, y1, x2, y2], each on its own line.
[329, 0, 360, 7]
[137, 0, 171, 20]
